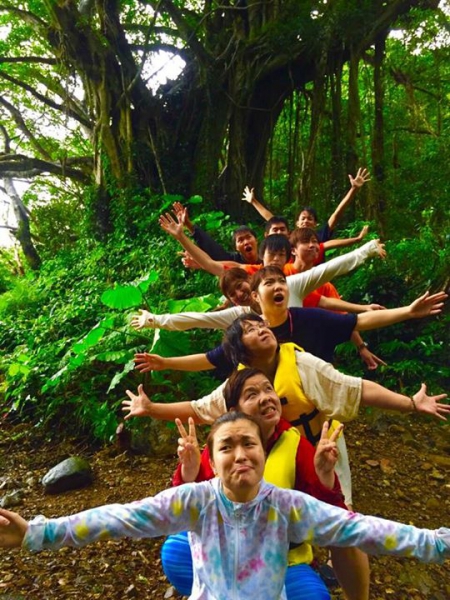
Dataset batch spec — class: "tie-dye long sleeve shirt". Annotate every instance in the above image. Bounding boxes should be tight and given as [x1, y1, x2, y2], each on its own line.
[23, 479, 450, 600]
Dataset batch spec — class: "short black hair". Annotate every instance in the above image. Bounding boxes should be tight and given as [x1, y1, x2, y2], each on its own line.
[232, 225, 257, 243]
[297, 206, 318, 223]
[258, 234, 292, 260]
[264, 216, 290, 234]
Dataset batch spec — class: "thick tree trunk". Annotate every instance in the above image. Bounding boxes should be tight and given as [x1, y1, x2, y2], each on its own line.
[370, 32, 388, 232]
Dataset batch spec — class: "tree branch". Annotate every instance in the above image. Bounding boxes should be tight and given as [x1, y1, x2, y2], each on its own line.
[0, 96, 53, 161]
[0, 70, 92, 129]
[0, 154, 92, 184]
[0, 56, 57, 65]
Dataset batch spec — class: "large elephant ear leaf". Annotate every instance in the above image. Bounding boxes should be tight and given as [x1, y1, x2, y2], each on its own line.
[137, 271, 159, 294]
[101, 285, 143, 309]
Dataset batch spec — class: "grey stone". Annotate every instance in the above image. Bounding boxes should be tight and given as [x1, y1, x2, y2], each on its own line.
[42, 456, 93, 494]
[1, 490, 23, 508]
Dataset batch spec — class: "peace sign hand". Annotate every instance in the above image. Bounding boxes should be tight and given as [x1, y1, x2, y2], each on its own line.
[314, 422, 344, 490]
[175, 417, 201, 483]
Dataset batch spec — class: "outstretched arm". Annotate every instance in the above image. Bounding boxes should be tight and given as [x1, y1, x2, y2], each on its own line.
[318, 295, 386, 314]
[242, 186, 274, 221]
[287, 238, 386, 303]
[122, 384, 202, 423]
[0, 509, 28, 548]
[327, 168, 371, 231]
[323, 225, 369, 251]
[355, 291, 448, 331]
[130, 305, 249, 332]
[134, 352, 214, 373]
[361, 381, 449, 420]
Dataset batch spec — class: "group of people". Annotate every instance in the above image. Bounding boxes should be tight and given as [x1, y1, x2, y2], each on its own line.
[1, 171, 449, 599]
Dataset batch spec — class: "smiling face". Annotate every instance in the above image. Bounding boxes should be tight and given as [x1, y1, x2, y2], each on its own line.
[236, 374, 281, 436]
[235, 232, 258, 263]
[210, 419, 265, 502]
[291, 237, 320, 267]
[296, 210, 317, 229]
[227, 280, 252, 306]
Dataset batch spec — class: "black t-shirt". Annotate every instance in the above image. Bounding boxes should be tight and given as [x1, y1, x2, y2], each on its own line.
[206, 307, 357, 378]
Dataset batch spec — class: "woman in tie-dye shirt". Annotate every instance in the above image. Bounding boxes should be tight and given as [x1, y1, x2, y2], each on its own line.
[0, 412, 449, 600]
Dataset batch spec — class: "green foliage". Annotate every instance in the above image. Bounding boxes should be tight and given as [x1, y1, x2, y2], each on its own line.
[0, 193, 227, 440]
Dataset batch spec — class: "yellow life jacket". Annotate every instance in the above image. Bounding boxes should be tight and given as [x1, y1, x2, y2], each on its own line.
[274, 343, 333, 446]
[264, 426, 313, 566]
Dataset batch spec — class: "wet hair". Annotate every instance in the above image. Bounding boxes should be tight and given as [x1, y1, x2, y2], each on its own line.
[289, 227, 319, 247]
[232, 225, 258, 244]
[222, 313, 264, 366]
[206, 411, 263, 459]
[258, 234, 292, 260]
[219, 268, 250, 300]
[250, 266, 286, 293]
[297, 206, 318, 224]
[264, 216, 290, 235]
[224, 368, 267, 411]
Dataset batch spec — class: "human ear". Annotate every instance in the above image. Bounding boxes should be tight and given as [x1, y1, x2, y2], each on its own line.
[209, 460, 218, 476]
[251, 290, 260, 305]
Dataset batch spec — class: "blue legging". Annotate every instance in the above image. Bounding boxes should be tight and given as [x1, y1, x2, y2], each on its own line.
[161, 532, 331, 600]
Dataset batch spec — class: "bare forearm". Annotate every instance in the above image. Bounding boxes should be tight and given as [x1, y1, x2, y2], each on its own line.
[149, 401, 204, 423]
[319, 296, 369, 314]
[361, 380, 412, 413]
[355, 306, 411, 331]
[161, 354, 214, 372]
[327, 187, 357, 231]
[176, 231, 224, 276]
[251, 197, 274, 221]
[323, 235, 361, 251]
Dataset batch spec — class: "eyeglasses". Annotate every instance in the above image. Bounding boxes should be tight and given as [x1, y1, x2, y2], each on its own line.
[241, 321, 270, 335]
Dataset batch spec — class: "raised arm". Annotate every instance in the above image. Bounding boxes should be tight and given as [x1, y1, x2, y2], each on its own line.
[350, 330, 387, 371]
[242, 186, 274, 221]
[159, 212, 230, 277]
[327, 168, 371, 231]
[175, 418, 202, 483]
[355, 291, 448, 331]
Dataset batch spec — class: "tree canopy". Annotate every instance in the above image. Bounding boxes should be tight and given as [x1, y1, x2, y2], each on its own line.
[0, 0, 449, 245]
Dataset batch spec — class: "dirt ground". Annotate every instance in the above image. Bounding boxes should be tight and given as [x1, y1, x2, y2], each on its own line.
[1, 411, 449, 599]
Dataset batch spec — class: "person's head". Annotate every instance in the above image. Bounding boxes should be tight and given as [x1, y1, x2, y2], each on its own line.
[258, 234, 292, 269]
[296, 207, 318, 229]
[223, 313, 278, 366]
[250, 266, 289, 312]
[289, 227, 320, 266]
[224, 369, 281, 435]
[206, 412, 265, 502]
[220, 268, 252, 306]
[264, 216, 290, 238]
[232, 226, 258, 262]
